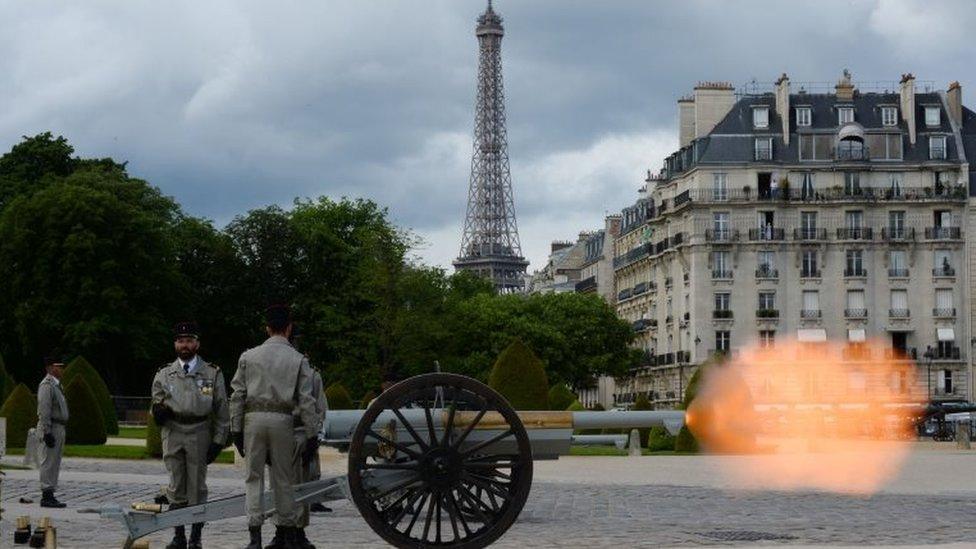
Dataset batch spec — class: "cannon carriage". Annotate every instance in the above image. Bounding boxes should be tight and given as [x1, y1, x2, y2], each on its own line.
[98, 373, 685, 548]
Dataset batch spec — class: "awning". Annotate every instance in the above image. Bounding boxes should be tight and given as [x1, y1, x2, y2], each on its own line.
[848, 328, 866, 342]
[797, 328, 827, 342]
[938, 328, 956, 342]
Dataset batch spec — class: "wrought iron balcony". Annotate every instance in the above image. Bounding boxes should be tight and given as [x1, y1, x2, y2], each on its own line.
[755, 266, 778, 279]
[632, 282, 648, 296]
[933, 308, 956, 318]
[933, 266, 956, 277]
[933, 346, 961, 361]
[889, 308, 910, 318]
[632, 318, 657, 332]
[794, 228, 827, 240]
[756, 309, 780, 319]
[836, 146, 870, 160]
[705, 229, 738, 242]
[712, 269, 733, 280]
[749, 227, 785, 241]
[844, 268, 867, 277]
[613, 243, 652, 269]
[881, 227, 915, 241]
[575, 276, 597, 292]
[925, 227, 961, 240]
[844, 308, 868, 318]
[888, 268, 909, 277]
[836, 227, 873, 240]
[617, 288, 633, 301]
[800, 309, 821, 319]
[676, 350, 691, 363]
[800, 268, 821, 278]
[712, 309, 733, 319]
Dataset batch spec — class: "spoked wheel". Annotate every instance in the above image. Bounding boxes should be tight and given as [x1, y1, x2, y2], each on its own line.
[348, 373, 533, 549]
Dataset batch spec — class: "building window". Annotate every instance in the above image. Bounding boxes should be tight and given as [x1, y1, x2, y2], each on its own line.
[887, 173, 903, 197]
[758, 291, 775, 311]
[713, 212, 729, 239]
[845, 210, 863, 231]
[715, 330, 731, 353]
[935, 288, 954, 316]
[714, 292, 731, 311]
[753, 107, 770, 129]
[881, 107, 898, 126]
[845, 249, 864, 276]
[711, 251, 731, 278]
[757, 250, 776, 277]
[801, 250, 819, 277]
[925, 106, 941, 127]
[888, 210, 905, 238]
[759, 330, 775, 349]
[934, 249, 953, 276]
[838, 107, 854, 125]
[802, 290, 819, 317]
[930, 136, 947, 160]
[846, 289, 866, 317]
[712, 172, 728, 200]
[796, 107, 811, 127]
[889, 250, 907, 276]
[838, 136, 866, 160]
[844, 172, 861, 196]
[755, 138, 773, 160]
[890, 289, 908, 317]
[800, 173, 815, 199]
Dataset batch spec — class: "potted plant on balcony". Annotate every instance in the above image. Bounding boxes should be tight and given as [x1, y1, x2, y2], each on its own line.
[742, 185, 751, 198]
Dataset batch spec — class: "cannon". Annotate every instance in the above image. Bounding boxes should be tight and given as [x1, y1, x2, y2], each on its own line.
[94, 373, 685, 548]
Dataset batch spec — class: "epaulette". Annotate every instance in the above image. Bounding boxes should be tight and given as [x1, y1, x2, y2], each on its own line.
[207, 363, 219, 370]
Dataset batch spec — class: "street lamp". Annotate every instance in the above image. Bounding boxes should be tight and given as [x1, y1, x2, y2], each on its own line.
[923, 345, 934, 403]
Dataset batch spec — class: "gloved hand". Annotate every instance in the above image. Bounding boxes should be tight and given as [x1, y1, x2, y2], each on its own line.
[206, 442, 223, 464]
[43, 432, 56, 448]
[302, 436, 320, 465]
[151, 403, 173, 426]
[232, 431, 245, 457]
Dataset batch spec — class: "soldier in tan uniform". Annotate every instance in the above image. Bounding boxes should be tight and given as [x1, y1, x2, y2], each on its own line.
[230, 305, 318, 549]
[151, 322, 230, 549]
[36, 355, 69, 508]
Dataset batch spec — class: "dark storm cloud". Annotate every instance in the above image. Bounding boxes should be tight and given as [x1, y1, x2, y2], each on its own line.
[0, 0, 972, 269]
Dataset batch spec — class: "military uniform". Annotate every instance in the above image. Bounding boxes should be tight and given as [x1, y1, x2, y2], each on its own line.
[36, 372, 69, 506]
[230, 334, 317, 547]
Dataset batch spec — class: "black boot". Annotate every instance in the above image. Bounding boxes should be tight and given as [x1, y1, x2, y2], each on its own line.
[187, 523, 203, 549]
[245, 526, 261, 549]
[263, 526, 287, 549]
[295, 527, 316, 549]
[165, 525, 187, 549]
[309, 502, 332, 513]
[39, 490, 66, 508]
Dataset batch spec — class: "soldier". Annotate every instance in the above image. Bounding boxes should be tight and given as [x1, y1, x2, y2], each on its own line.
[151, 322, 230, 549]
[36, 354, 69, 508]
[230, 305, 318, 549]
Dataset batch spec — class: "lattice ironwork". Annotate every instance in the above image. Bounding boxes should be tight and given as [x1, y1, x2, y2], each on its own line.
[454, 1, 528, 292]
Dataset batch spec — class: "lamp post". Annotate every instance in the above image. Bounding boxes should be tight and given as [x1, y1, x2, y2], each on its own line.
[923, 345, 934, 403]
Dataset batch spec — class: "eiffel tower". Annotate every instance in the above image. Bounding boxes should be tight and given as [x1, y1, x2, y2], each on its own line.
[454, 0, 529, 292]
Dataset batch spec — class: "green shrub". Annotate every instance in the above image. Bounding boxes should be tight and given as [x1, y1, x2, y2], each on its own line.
[633, 393, 653, 447]
[146, 413, 162, 458]
[674, 361, 712, 453]
[566, 400, 586, 435]
[647, 426, 675, 452]
[0, 384, 37, 447]
[674, 425, 699, 453]
[63, 356, 118, 435]
[488, 339, 549, 410]
[325, 382, 354, 410]
[547, 384, 577, 411]
[360, 391, 376, 409]
[64, 377, 107, 445]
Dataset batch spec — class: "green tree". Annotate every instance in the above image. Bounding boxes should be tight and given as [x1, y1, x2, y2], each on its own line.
[62, 356, 119, 435]
[632, 393, 653, 447]
[488, 339, 549, 410]
[324, 382, 354, 410]
[547, 384, 577, 411]
[0, 383, 37, 447]
[64, 377, 107, 445]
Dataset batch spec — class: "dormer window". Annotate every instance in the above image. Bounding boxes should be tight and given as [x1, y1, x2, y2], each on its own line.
[930, 135, 947, 160]
[925, 106, 941, 127]
[796, 107, 811, 127]
[753, 106, 770, 129]
[881, 107, 898, 126]
[837, 107, 854, 125]
[755, 137, 773, 160]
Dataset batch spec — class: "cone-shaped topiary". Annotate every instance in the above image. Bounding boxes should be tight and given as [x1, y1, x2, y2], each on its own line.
[360, 390, 376, 409]
[325, 382, 354, 410]
[547, 384, 577, 411]
[488, 339, 549, 410]
[647, 426, 676, 452]
[146, 412, 162, 458]
[64, 376, 107, 445]
[63, 356, 118, 435]
[633, 393, 653, 447]
[0, 383, 38, 447]
[674, 362, 710, 453]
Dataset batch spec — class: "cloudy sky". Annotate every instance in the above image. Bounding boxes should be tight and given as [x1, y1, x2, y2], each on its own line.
[0, 0, 973, 270]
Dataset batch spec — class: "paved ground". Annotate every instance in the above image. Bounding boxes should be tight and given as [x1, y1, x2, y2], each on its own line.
[3, 446, 976, 548]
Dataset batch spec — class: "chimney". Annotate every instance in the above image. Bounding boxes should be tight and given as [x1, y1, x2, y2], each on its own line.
[606, 215, 621, 238]
[947, 81, 962, 127]
[900, 73, 917, 144]
[693, 81, 736, 139]
[678, 97, 695, 148]
[775, 73, 790, 145]
[835, 69, 855, 102]
[551, 241, 572, 254]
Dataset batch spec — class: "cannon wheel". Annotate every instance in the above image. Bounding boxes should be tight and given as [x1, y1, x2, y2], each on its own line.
[348, 373, 533, 548]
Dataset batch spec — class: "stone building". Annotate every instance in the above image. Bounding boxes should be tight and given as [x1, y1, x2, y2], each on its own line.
[613, 72, 976, 409]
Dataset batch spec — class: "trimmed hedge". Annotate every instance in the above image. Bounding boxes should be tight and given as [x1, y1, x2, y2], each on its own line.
[488, 339, 549, 410]
[674, 362, 709, 453]
[64, 377, 107, 445]
[63, 356, 118, 435]
[647, 426, 676, 452]
[146, 413, 162, 458]
[547, 384, 577, 411]
[325, 382, 354, 410]
[0, 384, 38, 447]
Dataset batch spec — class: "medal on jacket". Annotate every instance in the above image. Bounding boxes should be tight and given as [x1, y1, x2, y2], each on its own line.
[199, 379, 213, 396]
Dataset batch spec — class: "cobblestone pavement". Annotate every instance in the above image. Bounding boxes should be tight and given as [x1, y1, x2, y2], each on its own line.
[3, 456, 976, 548]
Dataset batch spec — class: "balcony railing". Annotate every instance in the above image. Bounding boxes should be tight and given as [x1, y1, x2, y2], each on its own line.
[613, 243, 652, 269]
[925, 227, 962, 240]
[800, 309, 821, 319]
[836, 146, 870, 160]
[632, 282, 648, 296]
[676, 350, 691, 363]
[888, 268, 909, 277]
[933, 266, 956, 277]
[844, 268, 867, 277]
[617, 288, 633, 301]
[836, 227, 873, 240]
[756, 309, 780, 319]
[755, 266, 778, 279]
[712, 269, 733, 280]
[712, 309, 734, 319]
[749, 227, 786, 241]
[933, 346, 962, 361]
[705, 229, 738, 242]
[933, 308, 956, 318]
[889, 308, 910, 318]
[632, 318, 657, 332]
[845, 308, 868, 318]
[685, 186, 967, 204]
[794, 228, 827, 240]
[656, 353, 676, 365]
[575, 276, 597, 292]
[800, 268, 821, 278]
[881, 227, 915, 241]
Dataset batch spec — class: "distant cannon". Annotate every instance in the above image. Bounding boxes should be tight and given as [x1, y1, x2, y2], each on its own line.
[94, 373, 685, 548]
